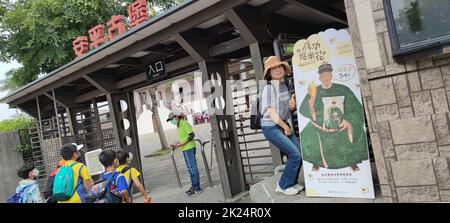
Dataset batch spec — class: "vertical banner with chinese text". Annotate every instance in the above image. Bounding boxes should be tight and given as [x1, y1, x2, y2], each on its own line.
[292, 29, 374, 199]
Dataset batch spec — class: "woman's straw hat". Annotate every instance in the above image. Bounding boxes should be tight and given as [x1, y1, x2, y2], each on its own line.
[263, 56, 292, 80]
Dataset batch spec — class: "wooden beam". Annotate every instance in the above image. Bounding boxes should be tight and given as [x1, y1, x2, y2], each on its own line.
[225, 9, 258, 44]
[10, 74, 83, 106]
[174, 33, 209, 62]
[227, 5, 279, 43]
[83, 75, 116, 93]
[257, 0, 288, 16]
[16, 103, 38, 118]
[43, 92, 69, 109]
[115, 57, 141, 67]
[74, 89, 104, 104]
[209, 36, 248, 57]
[282, 0, 348, 25]
[9, 0, 250, 107]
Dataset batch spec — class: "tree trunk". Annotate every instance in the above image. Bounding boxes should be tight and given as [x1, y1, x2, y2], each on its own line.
[148, 88, 169, 149]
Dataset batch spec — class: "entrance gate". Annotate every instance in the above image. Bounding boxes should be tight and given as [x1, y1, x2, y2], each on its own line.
[228, 58, 275, 186]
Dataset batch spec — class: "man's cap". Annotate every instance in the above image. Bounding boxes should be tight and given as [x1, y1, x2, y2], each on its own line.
[72, 143, 84, 151]
[60, 143, 84, 156]
[318, 63, 333, 74]
[166, 111, 181, 122]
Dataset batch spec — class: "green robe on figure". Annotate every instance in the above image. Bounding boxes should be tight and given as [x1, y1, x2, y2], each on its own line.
[299, 83, 368, 169]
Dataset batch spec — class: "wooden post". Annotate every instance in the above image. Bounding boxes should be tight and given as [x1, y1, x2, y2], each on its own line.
[52, 89, 63, 147]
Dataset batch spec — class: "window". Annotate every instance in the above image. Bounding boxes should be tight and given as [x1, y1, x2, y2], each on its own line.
[384, 0, 450, 56]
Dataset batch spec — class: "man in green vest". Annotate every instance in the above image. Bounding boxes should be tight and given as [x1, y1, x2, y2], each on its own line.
[167, 111, 202, 196]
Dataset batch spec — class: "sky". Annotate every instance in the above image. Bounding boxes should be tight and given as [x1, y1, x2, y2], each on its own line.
[0, 60, 21, 121]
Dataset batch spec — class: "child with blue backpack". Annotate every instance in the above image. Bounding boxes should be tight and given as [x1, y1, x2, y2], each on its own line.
[9, 164, 43, 203]
[97, 149, 130, 203]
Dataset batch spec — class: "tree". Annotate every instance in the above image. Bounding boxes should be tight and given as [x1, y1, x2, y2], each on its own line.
[0, 0, 179, 90]
[0, 0, 179, 161]
[149, 88, 169, 150]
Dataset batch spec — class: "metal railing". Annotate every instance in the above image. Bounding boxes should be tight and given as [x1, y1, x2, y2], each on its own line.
[170, 138, 214, 189]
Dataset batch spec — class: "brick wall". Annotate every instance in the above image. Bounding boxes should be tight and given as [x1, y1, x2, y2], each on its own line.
[345, 0, 450, 202]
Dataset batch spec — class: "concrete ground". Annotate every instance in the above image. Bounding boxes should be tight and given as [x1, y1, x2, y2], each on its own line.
[249, 171, 390, 203]
[133, 122, 385, 203]
[135, 123, 235, 203]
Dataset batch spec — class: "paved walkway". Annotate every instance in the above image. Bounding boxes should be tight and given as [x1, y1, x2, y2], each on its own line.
[249, 172, 390, 203]
[135, 123, 235, 203]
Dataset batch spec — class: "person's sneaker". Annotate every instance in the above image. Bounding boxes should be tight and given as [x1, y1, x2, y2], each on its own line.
[187, 188, 202, 197]
[293, 184, 305, 191]
[185, 187, 194, 194]
[275, 185, 299, 196]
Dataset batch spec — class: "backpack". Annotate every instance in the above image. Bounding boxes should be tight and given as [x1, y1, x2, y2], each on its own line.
[250, 82, 271, 130]
[43, 175, 56, 203]
[85, 172, 123, 203]
[120, 166, 133, 202]
[250, 79, 291, 130]
[52, 162, 81, 201]
[7, 184, 33, 203]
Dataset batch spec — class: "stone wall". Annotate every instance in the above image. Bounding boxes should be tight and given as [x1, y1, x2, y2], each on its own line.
[0, 131, 24, 202]
[345, 0, 450, 202]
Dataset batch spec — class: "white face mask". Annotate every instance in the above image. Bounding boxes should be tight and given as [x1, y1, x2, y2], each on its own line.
[170, 119, 178, 125]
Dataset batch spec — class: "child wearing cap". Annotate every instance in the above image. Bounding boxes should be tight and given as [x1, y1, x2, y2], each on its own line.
[116, 149, 151, 203]
[58, 143, 93, 203]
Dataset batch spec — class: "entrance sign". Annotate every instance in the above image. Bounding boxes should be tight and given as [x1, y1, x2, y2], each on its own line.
[85, 149, 105, 176]
[146, 59, 167, 80]
[292, 28, 374, 199]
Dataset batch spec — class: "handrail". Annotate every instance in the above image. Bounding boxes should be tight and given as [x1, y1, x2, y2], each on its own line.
[170, 150, 182, 188]
[195, 139, 213, 188]
[170, 138, 214, 189]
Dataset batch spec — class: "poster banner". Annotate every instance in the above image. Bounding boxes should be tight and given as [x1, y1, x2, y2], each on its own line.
[85, 149, 105, 176]
[292, 28, 374, 199]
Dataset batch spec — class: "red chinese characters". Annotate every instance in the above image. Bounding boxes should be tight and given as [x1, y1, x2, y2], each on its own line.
[88, 24, 108, 49]
[73, 0, 151, 56]
[128, 0, 149, 28]
[107, 15, 127, 40]
[72, 36, 89, 57]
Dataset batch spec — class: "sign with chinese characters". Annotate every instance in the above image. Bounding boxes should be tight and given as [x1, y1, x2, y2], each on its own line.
[145, 59, 166, 80]
[72, 0, 149, 57]
[292, 29, 375, 199]
[84, 149, 105, 176]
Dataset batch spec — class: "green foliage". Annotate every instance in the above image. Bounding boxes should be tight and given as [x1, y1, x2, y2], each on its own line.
[0, 0, 178, 90]
[0, 116, 34, 154]
[0, 116, 34, 132]
[17, 128, 32, 154]
[405, 1, 422, 33]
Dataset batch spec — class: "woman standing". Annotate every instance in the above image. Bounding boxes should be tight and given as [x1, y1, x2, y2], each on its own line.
[260, 56, 303, 196]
